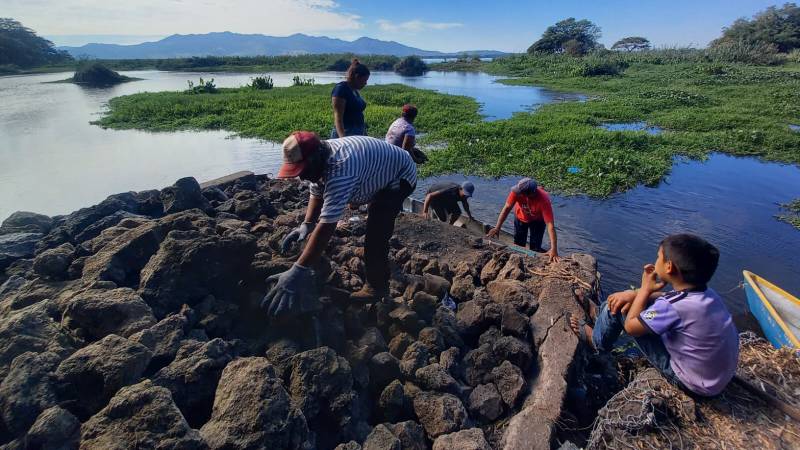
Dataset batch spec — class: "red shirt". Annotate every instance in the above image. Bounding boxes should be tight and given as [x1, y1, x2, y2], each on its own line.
[506, 187, 554, 223]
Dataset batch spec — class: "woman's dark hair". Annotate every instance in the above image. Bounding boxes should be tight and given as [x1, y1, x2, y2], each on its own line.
[346, 58, 371, 83]
[659, 234, 720, 287]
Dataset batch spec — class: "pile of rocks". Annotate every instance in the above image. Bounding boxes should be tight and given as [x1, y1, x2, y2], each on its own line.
[0, 173, 598, 450]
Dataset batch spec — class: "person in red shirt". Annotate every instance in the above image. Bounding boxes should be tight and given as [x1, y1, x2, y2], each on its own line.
[487, 178, 560, 262]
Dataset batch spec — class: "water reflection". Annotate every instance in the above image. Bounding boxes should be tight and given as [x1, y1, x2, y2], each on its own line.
[600, 122, 663, 135]
[413, 153, 800, 320]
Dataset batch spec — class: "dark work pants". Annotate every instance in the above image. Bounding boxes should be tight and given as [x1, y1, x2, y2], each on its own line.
[513, 217, 546, 250]
[365, 179, 415, 289]
[430, 199, 461, 224]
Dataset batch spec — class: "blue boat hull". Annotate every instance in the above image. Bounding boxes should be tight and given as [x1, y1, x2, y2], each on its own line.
[744, 280, 796, 349]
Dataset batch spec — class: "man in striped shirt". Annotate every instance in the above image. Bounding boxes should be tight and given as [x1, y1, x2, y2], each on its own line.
[262, 131, 417, 317]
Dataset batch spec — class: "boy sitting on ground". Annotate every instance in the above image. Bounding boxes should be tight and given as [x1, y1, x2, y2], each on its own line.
[570, 233, 739, 396]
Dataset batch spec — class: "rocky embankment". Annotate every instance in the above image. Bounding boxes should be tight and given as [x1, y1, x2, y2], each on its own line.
[0, 173, 600, 450]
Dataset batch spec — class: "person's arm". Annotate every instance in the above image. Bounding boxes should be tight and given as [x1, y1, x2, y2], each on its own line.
[545, 221, 559, 262]
[422, 190, 444, 217]
[461, 199, 473, 220]
[332, 96, 347, 137]
[609, 288, 666, 314]
[487, 204, 513, 237]
[401, 134, 416, 152]
[624, 264, 660, 336]
[304, 195, 323, 224]
[296, 222, 337, 267]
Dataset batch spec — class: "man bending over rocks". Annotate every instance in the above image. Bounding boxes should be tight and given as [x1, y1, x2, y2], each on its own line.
[262, 132, 417, 316]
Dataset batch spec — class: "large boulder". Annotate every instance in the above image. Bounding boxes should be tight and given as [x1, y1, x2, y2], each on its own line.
[377, 380, 413, 423]
[0, 300, 74, 380]
[385, 421, 427, 450]
[0, 232, 43, 271]
[0, 211, 53, 235]
[129, 308, 193, 373]
[287, 347, 363, 446]
[415, 364, 459, 394]
[81, 221, 165, 286]
[467, 383, 503, 423]
[432, 428, 490, 450]
[485, 280, 538, 311]
[24, 406, 80, 450]
[80, 380, 206, 450]
[54, 334, 152, 419]
[32, 243, 75, 280]
[363, 424, 400, 450]
[161, 177, 210, 215]
[61, 192, 147, 239]
[199, 357, 311, 450]
[138, 228, 257, 318]
[61, 288, 157, 342]
[153, 338, 236, 428]
[491, 361, 526, 408]
[73, 210, 148, 244]
[412, 392, 468, 439]
[0, 352, 61, 438]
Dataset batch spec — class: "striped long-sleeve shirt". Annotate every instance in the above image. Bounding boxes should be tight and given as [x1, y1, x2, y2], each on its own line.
[309, 136, 417, 223]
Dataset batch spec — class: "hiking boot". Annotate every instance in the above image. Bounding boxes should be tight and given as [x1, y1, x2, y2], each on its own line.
[350, 283, 388, 302]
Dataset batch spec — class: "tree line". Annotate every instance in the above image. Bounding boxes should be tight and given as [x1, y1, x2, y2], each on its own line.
[527, 2, 800, 56]
[0, 18, 72, 69]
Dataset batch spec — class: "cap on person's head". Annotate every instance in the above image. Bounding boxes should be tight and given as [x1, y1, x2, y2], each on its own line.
[460, 181, 475, 198]
[277, 131, 321, 178]
[402, 104, 418, 119]
[512, 177, 538, 196]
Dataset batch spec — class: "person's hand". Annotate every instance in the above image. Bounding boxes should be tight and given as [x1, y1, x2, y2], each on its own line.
[608, 290, 636, 314]
[486, 227, 500, 238]
[261, 263, 318, 317]
[280, 222, 315, 254]
[420, 210, 428, 218]
[640, 263, 663, 294]
[545, 248, 560, 263]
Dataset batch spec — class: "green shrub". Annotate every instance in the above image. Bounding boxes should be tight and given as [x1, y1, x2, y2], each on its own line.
[292, 75, 315, 86]
[72, 62, 130, 86]
[250, 75, 273, 90]
[185, 77, 217, 94]
[788, 49, 800, 63]
[706, 40, 786, 65]
[570, 58, 628, 77]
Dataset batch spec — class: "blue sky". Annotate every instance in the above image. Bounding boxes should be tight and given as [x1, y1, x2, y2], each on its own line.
[3, 0, 784, 51]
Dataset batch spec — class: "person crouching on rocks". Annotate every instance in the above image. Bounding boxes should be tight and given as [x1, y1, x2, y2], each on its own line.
[385, 104, 427, 164]
[486, 177, 560, 263]
[421, 181, 475, 224]
[262, 132, 417, 317]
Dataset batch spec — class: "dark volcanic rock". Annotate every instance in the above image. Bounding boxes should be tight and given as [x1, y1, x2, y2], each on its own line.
[54, 334, 152, 419]
[74, 210, 147, 244]
[61, 288, 157, 342]
[129, 308, 193, 373]
[138, 227, 257, 318]
[288, 347, 363, 446]
[0, 211, 53, 235]
[0, 232, 43, 270]
[32, 243, 74, 279]
[200, 357, 311, 450]
[369, 352, 401, 394]
[153, 338, 236, 428]
[463, 343, 498, 387]
[467, 383, 503, 423]
[0, 352, 61, 438]
[24, 406, 80, 450]
[363, 424, 400, 450]
[385, 421, 427, 450]
[456, 301, 486, 338]
[491, 361, 526, 408]
[377, 380, 412, 423]
[0, 300, 74, 380]
[415, 364, 458, 394]
[160, 177, 210, 215]
[399, 342, 430, 379]
[492, 335, 533, 370]
[500, 304, 529, 338]
[412, 391, 468, 439]
[61, 191, 149, 240]
[80, 380, 206, 450]
[80, 221, 165, 286]
[432, 428, 490, 450]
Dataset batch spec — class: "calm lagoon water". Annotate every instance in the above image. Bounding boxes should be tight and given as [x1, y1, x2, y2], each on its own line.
[1, 69, 798, 320]
[600, 122, 663, 135]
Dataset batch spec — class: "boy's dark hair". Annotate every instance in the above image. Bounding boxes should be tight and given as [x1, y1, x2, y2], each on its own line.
[659, 234, 719, 287]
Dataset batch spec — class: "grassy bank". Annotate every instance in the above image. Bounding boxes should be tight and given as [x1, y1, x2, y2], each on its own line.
[96, 53, 800, 196]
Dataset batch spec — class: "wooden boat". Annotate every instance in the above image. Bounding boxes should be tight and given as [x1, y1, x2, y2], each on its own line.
[743, 270, 800, 349]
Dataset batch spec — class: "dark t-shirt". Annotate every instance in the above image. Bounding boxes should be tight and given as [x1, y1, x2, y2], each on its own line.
[331, 81, 367, 135]
[427, 181, 461, 205]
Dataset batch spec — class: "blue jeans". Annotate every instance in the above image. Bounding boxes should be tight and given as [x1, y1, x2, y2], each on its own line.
[330, 126, 366, 138]
[592, 301, 684, 387]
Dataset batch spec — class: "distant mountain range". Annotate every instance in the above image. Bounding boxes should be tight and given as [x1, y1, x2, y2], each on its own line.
[58, 32, 507, 59]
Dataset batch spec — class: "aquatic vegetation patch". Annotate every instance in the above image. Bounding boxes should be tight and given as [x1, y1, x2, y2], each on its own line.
[777, 198, 800, 229]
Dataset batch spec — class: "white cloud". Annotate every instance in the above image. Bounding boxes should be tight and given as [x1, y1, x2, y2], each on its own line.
[2, 0, 363, 36]
[376, 19, 463, 33]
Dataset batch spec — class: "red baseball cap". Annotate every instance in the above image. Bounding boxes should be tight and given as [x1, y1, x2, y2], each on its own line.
[277, 131, 321, 178]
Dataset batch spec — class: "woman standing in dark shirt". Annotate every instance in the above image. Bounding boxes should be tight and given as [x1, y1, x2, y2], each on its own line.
[331, 58, 370, 138]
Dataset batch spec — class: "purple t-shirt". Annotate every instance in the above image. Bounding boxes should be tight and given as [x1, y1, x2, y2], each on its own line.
[385, 117, 415, 148]
[639, 289, 739, 396]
